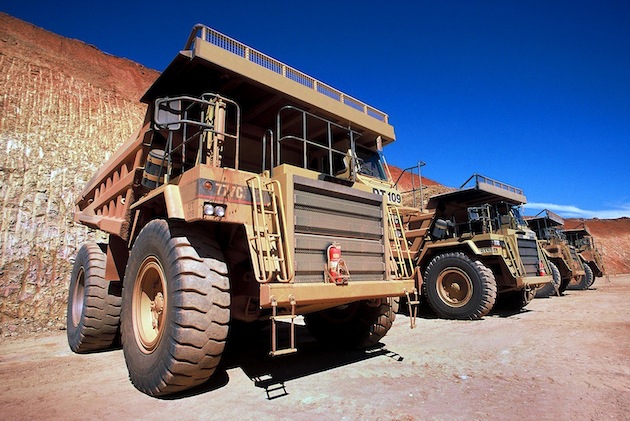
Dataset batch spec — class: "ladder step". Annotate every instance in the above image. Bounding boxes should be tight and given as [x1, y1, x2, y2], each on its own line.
[270, 348, 298, 357]
[249, 232, 281, 239]
[405, 228, 428, 238]
[271, 314, 296, 321]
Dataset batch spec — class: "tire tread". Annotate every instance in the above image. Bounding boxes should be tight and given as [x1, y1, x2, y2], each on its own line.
[422, 252, 497, 320]
[121, 220, 230, 396]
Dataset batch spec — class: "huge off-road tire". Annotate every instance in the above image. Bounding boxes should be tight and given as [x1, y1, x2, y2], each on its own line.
[535, 261, 561, 298]
[574, 263, 593, 290]
[586, 264, 596, 288]
[67, 242, 122, 353]
[120, 220, 230, 397]
[422, 252, 497, 320]
[496, 288, 536, 312]
[304, 298, 396, 348]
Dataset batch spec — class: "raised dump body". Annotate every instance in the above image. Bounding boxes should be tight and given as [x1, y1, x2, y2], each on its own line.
[527, 209, 587, 292]
[404, 174, 552, 319]
[68, 25, 416, 397]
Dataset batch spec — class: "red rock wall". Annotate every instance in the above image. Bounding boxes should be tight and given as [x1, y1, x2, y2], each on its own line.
[0, 13, 158, 332]
[564, 218, 630, 276]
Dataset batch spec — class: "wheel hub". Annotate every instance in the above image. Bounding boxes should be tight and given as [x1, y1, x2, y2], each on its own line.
[151, 292, 164, 330]
[437, 268, 473, 307]
[71, 267, 86, 328]
[133, 256, 167, 353]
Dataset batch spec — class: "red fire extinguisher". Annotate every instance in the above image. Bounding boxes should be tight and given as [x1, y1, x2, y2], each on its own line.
[538, 261, 547, 276]
[326, 242, 348, 284]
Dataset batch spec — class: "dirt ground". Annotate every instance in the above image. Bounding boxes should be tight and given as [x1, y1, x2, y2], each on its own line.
[1, 275, 629, 421]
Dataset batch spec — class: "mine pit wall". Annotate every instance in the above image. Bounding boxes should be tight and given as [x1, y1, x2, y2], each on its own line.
[0, 14, 162, 333]
[0, 56, 152, 331]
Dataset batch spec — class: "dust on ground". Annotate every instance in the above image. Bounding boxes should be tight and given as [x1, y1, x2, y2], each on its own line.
[1, 275, 629, 421]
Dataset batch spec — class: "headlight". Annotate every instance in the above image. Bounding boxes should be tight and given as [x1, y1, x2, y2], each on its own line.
[214, 205, 226, 217]
[203, 203, 226, 218]
[203, 203, 214, 216]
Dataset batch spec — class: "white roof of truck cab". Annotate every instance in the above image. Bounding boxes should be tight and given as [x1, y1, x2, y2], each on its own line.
[427, 173, 527, 207]
[142, 25, 396, 148]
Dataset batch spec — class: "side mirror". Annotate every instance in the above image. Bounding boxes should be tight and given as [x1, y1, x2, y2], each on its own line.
[468, 208, 482, 222]
[155, 99, 182, 130]
[376, 136, 383, 152]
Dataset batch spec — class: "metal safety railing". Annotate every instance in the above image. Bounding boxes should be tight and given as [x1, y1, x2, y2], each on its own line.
[275, 105, 362, 178]
[184, 24, 389, 124]
[462, 173, 524, 196]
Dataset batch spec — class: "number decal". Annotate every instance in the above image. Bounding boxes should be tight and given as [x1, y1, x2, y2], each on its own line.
[373, 188, 402, 205]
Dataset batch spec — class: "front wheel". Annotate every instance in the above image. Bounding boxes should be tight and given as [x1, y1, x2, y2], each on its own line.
[120, 220, 230, 397]
[422, 252, 497, 320]
[304, 298, 396, 348]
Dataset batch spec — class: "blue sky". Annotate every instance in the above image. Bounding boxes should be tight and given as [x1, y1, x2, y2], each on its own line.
[3, 1, 630, 219]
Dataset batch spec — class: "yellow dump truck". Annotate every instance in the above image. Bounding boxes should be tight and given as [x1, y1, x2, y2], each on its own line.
[399, 174, 553, 319]
[527, 209, 586, 293]
[563, 224, 606, 288]
[67, 25, 419, 396]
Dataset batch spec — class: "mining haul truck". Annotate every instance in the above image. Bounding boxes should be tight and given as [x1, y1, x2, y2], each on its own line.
[526, 209, 587, 294]
[67, 25, 419, 397]
[563, 224, 606, 288]
[399, 174, 553, 320]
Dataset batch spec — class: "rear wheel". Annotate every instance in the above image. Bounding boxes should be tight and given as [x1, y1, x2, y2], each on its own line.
[305, 298, 396, 348]
[67, 242, 121, 353]
[121, 220, 230, 396]
[586, 264, 596, 288]
[576, 263, 593, 290]
[535, 261, 561, 298]
[422, 252, 496, 320]
[496, 288, 535, 312]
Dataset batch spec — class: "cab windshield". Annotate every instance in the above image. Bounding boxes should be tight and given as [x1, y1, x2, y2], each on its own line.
[510, 205, 527, 229]
[356, 147, 386, 180]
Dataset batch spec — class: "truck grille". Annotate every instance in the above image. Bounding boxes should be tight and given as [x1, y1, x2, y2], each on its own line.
[292, 176, 386, 283]
[517, 237, 540, 277]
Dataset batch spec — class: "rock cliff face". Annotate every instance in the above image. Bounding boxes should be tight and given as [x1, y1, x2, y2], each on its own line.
[564, 218, 630, 275]
[0, 13, 158, 333]
[0, 13, 627, 335]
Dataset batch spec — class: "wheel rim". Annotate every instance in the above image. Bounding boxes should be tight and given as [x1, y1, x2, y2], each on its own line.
[71, 267, 85, 327]
[436, 268, 473, 307]
[133, 256, 167, 353]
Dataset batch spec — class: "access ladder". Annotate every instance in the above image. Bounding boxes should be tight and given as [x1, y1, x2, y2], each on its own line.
[246, 175, 296, 356]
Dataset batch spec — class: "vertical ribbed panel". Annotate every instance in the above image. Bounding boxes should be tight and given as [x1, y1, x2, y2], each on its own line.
[517, 238, 540, 277]
[292, 176, 386, 283]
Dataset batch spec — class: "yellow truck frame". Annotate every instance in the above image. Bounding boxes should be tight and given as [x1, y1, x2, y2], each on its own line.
[67, 24, 417, 397]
